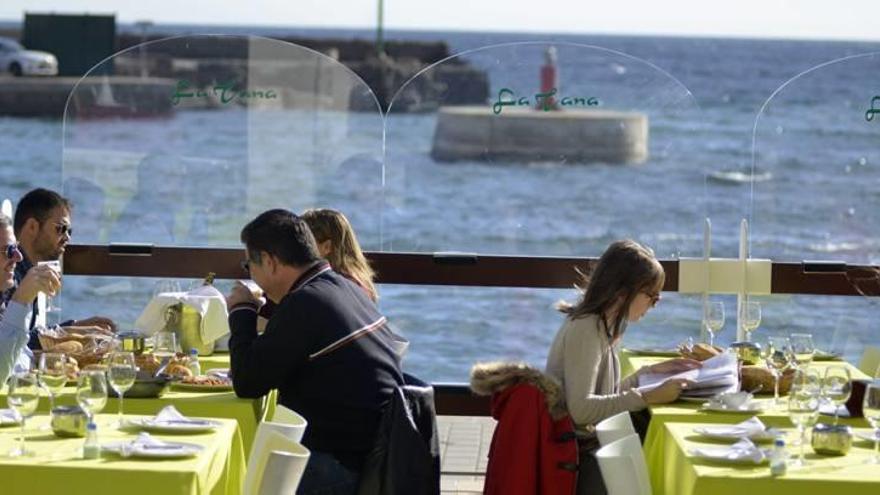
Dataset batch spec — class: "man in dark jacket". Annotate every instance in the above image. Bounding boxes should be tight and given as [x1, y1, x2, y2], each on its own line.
[226, 208, 404, 494]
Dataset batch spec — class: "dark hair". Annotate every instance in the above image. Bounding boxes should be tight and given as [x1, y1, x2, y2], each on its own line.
[13, 188, 71, 235]
[557, 239, 664, 341]
[240, 209, 321, 267]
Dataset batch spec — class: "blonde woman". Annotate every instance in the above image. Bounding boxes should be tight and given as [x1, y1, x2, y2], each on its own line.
[302, 208, 378, 302]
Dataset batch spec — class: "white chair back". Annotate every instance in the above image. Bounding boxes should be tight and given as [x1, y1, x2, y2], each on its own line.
[257, 444, 311, 495]
[859, 346, 880, 378]
[596, 433, 652, 495]
[596, 411, 636, 447]
[271, 404, 308, 441]
[244, 421, 310, 495]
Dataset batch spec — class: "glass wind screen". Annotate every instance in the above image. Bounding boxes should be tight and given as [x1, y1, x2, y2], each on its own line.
[750, 53, 880, 364]
[62, 35, 384, 249]
[383, 42, 705, 259]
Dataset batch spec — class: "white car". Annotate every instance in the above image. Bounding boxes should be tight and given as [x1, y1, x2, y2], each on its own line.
[0, 37, 58, 76]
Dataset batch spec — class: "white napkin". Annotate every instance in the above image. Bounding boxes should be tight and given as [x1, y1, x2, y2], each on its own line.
[152, 405, 205, 425]
[691, 438, 766, 463]
[697, 416, 767, 437]
[0, 409, 20, 425]
[134, 285, 230, 342]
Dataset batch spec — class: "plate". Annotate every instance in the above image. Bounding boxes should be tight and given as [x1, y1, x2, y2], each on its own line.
[700, 401, 765, 414]
[855, 430, 880, 443]
[171, 381, 233, 392]
[129, 418, 221, 433]
[813, 350, 843, 361]
[0, 409, 21, 426]
[102, 441, 204, 459]
[624, 347, 680, 357]
[693, 426, 777, 441]
[679, 396, 710, 403]
[689, 446, 769, 464]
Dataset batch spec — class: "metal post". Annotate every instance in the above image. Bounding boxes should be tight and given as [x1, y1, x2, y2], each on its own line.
[376, 0, 385, 57]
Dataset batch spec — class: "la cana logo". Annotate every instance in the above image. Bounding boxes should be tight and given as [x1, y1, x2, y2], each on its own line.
[493, 87, 599, 114]
[171, 80, 279, 106]
[865, 96, 880, 122]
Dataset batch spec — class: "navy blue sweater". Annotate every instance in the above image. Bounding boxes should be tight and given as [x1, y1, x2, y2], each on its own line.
[228, 262, 403, 468]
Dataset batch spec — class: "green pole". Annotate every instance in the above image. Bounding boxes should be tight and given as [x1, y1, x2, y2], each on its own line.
[377, 0, 385, 57]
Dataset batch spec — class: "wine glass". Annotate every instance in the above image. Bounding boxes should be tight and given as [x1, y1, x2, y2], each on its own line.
[36, 260, 62, 325]
[7, 372, 40, 457]
[107, 352, 136, 428]
[704, 301, 725, 347]
[741, 301, 761, 342]
[789, 333, 816, 369]
[822, 365, 851, 425]
[787, 369, 821, 468]
[76, 370, 108, 422]
[763, 336, 792, 405]
[864, 381, 880, 464]
[38, 352, 68, 413]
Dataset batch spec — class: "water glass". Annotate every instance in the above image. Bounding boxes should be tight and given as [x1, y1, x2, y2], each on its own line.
[704, 301, 724, 347]
[741, 301, 761, 341]
[763, 336, 791, 404]
[76, 370, 108, 422]
[153, 331, 179, 359]
[822, 365, 851, 425]
[7, 372, 40, 457]
[789, 333, 815, 368]
[864, 382, 880, 464]
[38, 352, 68, 413]
[788, 371, 821, 468]
[36, 260, 62, 323]
[107, 352, 137, 427]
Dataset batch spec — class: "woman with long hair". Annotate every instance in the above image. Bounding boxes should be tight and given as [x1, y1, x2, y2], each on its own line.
[546, 239, 700, 495]
[302, 208, 378, 302]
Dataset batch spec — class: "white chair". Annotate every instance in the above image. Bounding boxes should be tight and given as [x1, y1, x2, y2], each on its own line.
[271, 404, 308, 442]
[595, 433, 652, 495]
[596, 411, 636, 447]
[858, 346, 880, 378]
[257, 444, 311, 495]
[244, 419, 310, 495]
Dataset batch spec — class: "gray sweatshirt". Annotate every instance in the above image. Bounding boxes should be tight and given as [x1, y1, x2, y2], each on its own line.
[545, 313, 646, 430]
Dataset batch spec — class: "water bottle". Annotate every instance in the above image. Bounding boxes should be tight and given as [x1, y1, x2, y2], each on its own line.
[769, 437, 787, 476]
[82, 422, 100, 459]
[188, 349, 201, 376]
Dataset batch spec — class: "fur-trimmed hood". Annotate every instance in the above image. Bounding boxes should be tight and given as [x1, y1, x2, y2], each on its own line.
[470, 361, 568, 420]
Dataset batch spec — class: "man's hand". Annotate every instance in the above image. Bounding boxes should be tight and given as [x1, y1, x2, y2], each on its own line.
[642, 378, 695, 405]
[226, 280, 260, 309]
[63, 325, 114, 337]
[12, 264, 61, 305]
[646, 358, 702, 375]
[70, 316, 117, 333]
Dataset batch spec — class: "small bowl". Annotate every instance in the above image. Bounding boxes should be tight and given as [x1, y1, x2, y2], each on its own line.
[718, 391, 753, 409]
[51, 405, 89, 438]
[108, 373, 178, 398]
[117, 331, 147, 355]
[812, 423, 852, 455]
[729, 341, 762, 365]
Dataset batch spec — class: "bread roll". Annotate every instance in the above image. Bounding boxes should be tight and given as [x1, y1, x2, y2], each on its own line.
[741, 366, 795, 395]
[679, 343, 723, 361]
[166, 363, 193, 378]
[54, 340, 84, 354]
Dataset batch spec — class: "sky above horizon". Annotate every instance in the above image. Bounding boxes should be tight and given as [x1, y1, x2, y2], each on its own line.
[0, 0, 878, 41]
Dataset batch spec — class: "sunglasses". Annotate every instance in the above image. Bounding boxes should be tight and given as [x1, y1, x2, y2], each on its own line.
[54, 223, 73, 237]
[240, 260, 250, 273]
[2, 243, 21, 260]
[644, 290, 661, 307]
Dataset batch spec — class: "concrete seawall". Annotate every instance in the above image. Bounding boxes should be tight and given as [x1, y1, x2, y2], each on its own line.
[431, 106, 649, 164]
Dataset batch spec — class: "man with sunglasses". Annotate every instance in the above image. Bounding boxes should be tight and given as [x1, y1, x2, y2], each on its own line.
[0, 212, 61, 385]
[10, 188, 116, 348]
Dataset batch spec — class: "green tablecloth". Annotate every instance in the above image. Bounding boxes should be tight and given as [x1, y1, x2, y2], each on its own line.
[660, 422, 880, 495]
[0, 414, 245, 495]
[619, 351, 876, 495]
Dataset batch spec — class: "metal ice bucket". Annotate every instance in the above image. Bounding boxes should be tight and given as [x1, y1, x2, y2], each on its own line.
[164, 303, 214, 356]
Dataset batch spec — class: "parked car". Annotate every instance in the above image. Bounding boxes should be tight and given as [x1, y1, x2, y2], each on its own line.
[0, 37, 58, 76]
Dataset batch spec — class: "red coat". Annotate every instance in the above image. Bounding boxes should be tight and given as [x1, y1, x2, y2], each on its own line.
[483, 382, 578, 495]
